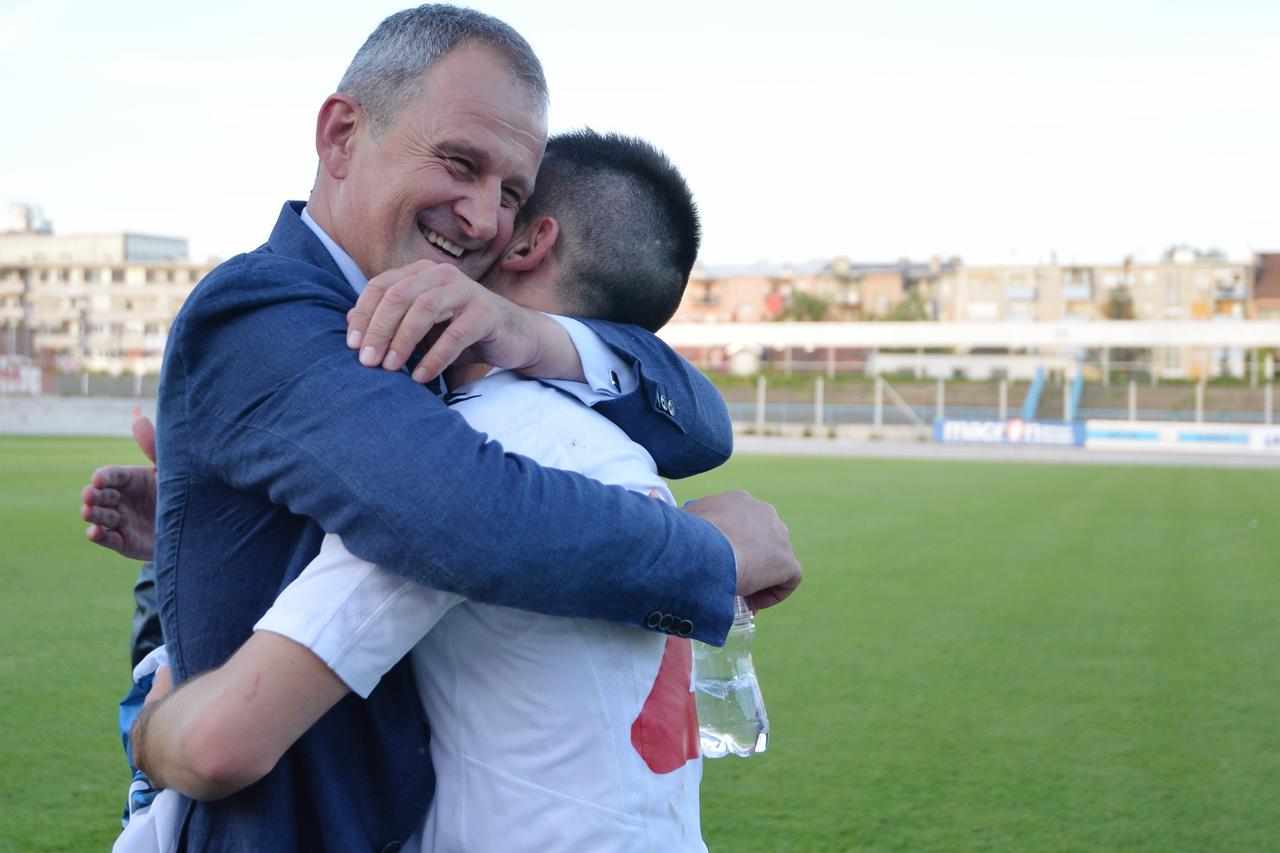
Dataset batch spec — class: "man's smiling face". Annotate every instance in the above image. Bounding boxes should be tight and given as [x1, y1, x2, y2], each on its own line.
[333, 43, 547, 281]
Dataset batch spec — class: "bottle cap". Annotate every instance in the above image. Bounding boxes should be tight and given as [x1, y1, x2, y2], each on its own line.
[733, 595, 753, 622]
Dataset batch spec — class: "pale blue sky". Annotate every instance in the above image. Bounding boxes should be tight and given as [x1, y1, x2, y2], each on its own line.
[2, 0, 1277, 265]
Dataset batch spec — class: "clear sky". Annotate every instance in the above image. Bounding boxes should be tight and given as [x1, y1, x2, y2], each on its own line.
[2, 0, 1277, 266]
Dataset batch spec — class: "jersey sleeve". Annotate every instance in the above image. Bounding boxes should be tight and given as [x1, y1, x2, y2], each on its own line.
[254, 533, 464, 698]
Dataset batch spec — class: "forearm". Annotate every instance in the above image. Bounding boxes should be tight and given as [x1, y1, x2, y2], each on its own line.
[513, 311, 585, 382]
[133, 632, 348, 800]
[184, 283, 738, 642]
[212, 378, 736, 641]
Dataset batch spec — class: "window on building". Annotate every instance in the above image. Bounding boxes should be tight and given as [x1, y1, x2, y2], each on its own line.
[111, 269, 124, 283]
[84, 268, 98, 282]
[145, 270, 158, 283]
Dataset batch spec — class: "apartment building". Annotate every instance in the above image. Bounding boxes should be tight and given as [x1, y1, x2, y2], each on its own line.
[675, 256, 958, 324]
[669, 246, 1267, 379]
[930, 250, 1253, 377]
[0, 206, 215, 375]
[935, 252, 1250, 324]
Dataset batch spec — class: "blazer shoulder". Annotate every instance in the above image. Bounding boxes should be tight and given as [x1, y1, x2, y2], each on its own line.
[181, 249, 352, 319]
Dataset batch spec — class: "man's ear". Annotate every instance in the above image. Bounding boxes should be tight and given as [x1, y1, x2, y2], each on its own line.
[499, 216, 559, 272]
[315, 94, 363, 180]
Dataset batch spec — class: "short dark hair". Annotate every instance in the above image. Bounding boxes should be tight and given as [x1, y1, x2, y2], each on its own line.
[518, 129, 701, 333]
[338, 5, 548, 137]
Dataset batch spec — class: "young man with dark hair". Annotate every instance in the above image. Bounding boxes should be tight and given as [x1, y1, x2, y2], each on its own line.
[493, 128, 701, 333]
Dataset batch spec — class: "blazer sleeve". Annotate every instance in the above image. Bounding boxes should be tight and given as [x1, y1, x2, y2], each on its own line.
[573, 318, 733, 479]
[173, 265, 737, 644]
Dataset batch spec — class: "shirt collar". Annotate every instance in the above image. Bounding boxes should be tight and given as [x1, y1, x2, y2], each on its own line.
[300, 205, 368, 296]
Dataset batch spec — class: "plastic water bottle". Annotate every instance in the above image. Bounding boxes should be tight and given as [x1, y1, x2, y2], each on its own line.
[693, 596, 769, 758]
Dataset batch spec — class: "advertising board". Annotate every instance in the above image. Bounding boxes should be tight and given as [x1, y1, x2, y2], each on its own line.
[933, 418, 1086, 447]
[1085, 420, 1280, 454]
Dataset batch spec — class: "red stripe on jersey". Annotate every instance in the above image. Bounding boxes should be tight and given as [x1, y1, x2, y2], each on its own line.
[630, 637, 700, 774]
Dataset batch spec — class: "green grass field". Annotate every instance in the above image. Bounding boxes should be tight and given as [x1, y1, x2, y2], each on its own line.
[2, 436, 1279, 851]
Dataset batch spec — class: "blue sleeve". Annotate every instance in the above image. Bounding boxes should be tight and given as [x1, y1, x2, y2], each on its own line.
[573, 318, 733, 479]
[173, 263, 737, 644]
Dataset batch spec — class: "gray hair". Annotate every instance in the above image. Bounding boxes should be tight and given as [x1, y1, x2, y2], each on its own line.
[337, 5, 548, 136]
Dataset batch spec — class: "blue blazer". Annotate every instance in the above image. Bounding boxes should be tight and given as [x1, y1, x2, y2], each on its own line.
[154, 202, 737, 851]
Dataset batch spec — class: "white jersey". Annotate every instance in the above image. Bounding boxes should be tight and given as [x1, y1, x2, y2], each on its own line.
[257, 370, 705, 852]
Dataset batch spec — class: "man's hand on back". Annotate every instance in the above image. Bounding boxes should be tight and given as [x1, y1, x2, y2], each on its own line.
[684, 492, 802, 612]
[345, 259, 584, 385]
[82, 415, 159, 561]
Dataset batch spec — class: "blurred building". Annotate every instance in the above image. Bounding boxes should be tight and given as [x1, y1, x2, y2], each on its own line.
[932, 254, 1250, 324]
[671, 248, 1273, 380]
[931, 252, 1252, 378]
[0, 204, 215, 375]
[676, 256, 960, 323]
[1252, 252, 1280, 320]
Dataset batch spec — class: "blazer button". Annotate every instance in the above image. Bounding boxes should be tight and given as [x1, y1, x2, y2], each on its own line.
[646, 611, 663, 629]
[659, 613, 675, 631]
[677, 619, 694, 637]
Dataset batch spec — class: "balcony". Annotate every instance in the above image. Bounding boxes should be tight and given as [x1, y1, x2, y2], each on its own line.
[1061, 282, 1094, 302]
[33, 331, 79, 350]
[1004, 283, 1037, 301]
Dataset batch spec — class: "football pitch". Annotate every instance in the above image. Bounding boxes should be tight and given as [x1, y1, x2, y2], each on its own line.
[2, 435, 1278, 851]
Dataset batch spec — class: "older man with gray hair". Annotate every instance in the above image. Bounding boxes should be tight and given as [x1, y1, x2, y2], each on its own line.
[84, 5, 801, 849]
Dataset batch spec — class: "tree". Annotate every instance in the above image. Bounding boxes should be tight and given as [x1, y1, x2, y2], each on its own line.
[778, 292, 831, 321]
[1104, 287, 1135, 320]
[884, 290, 929, 321]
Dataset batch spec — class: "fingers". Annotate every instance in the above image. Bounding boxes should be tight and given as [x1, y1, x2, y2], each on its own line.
[359, 279, 427, 369]
[82, 502, 122, 528]
[132, 416, 157, 465]
[349, 262, 448, 370]
[86, 523, 125, 553]
[744, 570, 802, 612]
[83, 483, 122, 508]
[346, 264, 415, 353]
[382, 286, 476, 373]
[91, 465, 137, 491]
[685, 490, 802, 609]
[82, 483, 123, 527]
[412, 311, 488, 383]
[745, 588, 786, 612]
